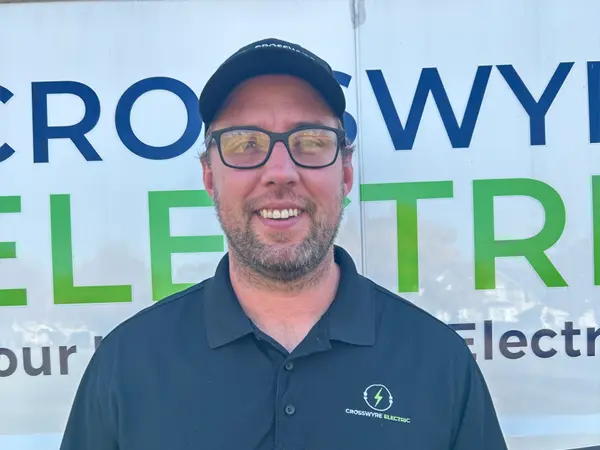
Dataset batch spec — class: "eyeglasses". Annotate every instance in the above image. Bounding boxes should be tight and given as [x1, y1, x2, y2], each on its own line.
[205, 125, 346, 169]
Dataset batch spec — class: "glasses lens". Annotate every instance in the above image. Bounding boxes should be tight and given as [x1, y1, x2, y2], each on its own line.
[220, 129, 270, 167]
[289, 128, 338, 167]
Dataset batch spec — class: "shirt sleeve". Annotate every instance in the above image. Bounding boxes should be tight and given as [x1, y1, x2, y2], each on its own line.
[59, 342, 119, 450]
[450, 353, 508, 450]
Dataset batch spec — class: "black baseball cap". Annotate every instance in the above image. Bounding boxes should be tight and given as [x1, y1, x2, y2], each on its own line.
[199, 38, 346, 130]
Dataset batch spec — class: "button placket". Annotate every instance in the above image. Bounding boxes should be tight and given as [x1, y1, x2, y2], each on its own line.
[282, 360, 295, 416]
[275, 357, 298, 448]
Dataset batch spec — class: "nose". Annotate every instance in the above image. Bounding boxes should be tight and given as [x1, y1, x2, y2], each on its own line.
[260, 141, 300, 186]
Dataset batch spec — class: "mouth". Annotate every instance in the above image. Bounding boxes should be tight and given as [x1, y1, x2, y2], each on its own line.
[255, 208, 303, 220]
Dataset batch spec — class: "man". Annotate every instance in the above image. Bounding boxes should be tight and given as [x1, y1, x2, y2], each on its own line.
[60, 38, 507, 450]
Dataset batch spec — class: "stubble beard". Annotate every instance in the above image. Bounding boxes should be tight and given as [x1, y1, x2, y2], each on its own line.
[213, 186, 345, 286]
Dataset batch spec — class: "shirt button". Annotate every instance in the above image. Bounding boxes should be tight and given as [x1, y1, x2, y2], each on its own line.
[284, 361, 294, 371]
[285, 404, 296, 415]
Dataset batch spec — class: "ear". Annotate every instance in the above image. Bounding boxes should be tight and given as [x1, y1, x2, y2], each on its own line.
[201, 155, 215, 198]
[342, 154, 354, 197]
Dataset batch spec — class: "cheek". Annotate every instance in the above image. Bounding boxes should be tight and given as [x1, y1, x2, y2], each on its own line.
[214, 172, 255, 208]
[214, 166, 246, 191]
[304, 172, 344, 209]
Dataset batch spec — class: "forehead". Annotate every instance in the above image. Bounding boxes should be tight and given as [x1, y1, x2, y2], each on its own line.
[210, 75, 338, 131]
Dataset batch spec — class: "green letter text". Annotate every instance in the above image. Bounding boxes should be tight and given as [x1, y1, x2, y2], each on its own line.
[360, 181, 454, 293]
[0, 196, 26, 306]
[148, 190, 224, 301]
[473, 178, 567, 289]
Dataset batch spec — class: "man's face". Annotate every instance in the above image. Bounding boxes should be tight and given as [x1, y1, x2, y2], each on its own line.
[201, 74, 354, 282]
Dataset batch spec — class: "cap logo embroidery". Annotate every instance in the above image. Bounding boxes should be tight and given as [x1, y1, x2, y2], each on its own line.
[254, 43, 316, 60]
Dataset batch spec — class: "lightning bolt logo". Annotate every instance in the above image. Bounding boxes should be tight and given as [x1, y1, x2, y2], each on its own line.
[373, 387, 383, 408]
[363, 384, 393, 412]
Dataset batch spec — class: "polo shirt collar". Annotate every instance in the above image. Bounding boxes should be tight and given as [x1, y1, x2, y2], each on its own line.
[325, 246, 375, 346]
[203, 245, 375, 349]
[204, 254, 254, 349]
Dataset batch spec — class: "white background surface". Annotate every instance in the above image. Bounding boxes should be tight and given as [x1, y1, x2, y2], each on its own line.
[0, 1, 598, 449]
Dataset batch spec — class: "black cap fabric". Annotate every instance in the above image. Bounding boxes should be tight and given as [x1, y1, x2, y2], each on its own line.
[199, 38, 346, 129]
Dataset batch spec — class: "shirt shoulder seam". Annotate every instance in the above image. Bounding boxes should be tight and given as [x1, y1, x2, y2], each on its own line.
[367, 278, 470, 346]
[99, 281, 209, 345]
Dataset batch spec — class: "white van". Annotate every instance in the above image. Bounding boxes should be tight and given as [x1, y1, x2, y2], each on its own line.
[0, 1, 598, 449]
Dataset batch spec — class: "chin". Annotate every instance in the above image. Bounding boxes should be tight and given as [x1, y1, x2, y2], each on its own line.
[261, 238, 304, 249]
[259, 229, 306, 244]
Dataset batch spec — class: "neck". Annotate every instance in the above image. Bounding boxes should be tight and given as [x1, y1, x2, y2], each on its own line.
[228, 247, 340, 350]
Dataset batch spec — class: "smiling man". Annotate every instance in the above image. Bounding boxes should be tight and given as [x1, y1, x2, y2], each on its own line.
[199, 63, 353, 352]
[60, 38, 508, 450]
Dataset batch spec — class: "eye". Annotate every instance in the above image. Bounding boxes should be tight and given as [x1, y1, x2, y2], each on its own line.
[292, 131, 335, 152]
[243, 139, 259, 149]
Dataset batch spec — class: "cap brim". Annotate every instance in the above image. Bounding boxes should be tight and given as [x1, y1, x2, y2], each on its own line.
[199, 46, 346, 127]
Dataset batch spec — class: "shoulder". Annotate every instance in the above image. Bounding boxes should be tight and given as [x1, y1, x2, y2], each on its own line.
[94, 280, 210, 354]
[364, 275, 473, 358]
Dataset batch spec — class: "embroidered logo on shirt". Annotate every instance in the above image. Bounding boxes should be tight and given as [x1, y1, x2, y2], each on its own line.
[364, 384, 393, 411]
[345, 384, 411, 424]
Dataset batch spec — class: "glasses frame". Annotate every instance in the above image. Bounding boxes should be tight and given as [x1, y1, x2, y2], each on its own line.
[206, 124, 346, 169]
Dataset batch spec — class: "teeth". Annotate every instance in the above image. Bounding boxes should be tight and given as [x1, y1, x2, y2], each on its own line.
[258, 208, 301, 220]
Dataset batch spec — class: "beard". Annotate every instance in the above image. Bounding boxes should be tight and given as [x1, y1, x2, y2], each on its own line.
[212, 185, 345, 284]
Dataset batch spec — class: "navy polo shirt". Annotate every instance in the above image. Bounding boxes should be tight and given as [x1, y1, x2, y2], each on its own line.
[60, 246, 507, 450]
